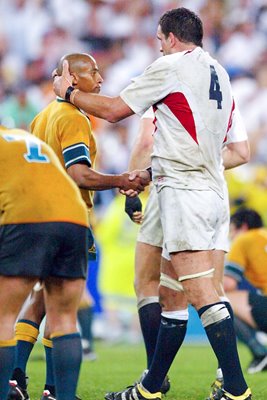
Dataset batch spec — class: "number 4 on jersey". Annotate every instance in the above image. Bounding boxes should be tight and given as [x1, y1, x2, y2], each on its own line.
[209, 65, 222, 109]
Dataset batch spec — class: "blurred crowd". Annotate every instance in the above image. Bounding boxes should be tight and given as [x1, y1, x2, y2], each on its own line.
[1, 1, 267, 187]
[1, 1, 267, 215]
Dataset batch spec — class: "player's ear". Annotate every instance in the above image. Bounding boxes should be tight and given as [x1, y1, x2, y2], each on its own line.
[51, 68, 58, 79]
[169, 32, 177, 47]
[71, 72, 79, 86]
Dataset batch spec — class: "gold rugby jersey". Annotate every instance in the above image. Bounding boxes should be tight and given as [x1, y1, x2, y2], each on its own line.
[30, 99, 96, 210]
[0, 126, 88, 227]
[225, 228, 267, 294]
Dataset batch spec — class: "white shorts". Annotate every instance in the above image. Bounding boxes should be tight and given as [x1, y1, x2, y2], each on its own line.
[137, 185, 163, 248]
[138, 184, 229, 260]
[158, 186, 226, 256]
[215, 183, 230, 253]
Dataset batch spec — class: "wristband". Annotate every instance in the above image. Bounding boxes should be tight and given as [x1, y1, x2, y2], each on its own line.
[65, 86, 75, 102]
[71, 89, 79, 104]
[146, 166, 152, 181]
[125, 196, 142, 221]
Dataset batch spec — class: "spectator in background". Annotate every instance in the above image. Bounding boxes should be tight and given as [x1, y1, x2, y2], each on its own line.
[217, 6, 266, 72]
[0, 83, 38, 129]
[236, 60, 267, 163]
[224, 208, 267, 374]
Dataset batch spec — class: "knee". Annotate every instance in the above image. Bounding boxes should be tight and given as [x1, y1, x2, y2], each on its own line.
[134, 273, 160, 299]
[23, 290, 46, 323]
[159, 285, 186, 312]
[159, 273, 186, 311]
[184, 287, 209, 310]
[23, 303, 46, 324]
[47, 311, 78, 335]
[133, 276, 141, 296]
[159, 285, 173, 311]
[181, 275, 218, 310]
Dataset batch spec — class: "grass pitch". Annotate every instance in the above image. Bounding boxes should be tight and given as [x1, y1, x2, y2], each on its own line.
[27, 341, 266, 399]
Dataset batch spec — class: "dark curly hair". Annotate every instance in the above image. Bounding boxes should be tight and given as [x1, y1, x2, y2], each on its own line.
[230, 208, 263, 229]
[159, 7, 203, 47]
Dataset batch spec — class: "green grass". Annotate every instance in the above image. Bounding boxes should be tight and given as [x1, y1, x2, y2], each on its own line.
[27, 341, 266, 399]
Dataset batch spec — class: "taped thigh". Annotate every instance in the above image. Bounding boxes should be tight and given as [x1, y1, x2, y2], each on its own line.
[179, 268, 214, 282]
[160, 273, 184, 292]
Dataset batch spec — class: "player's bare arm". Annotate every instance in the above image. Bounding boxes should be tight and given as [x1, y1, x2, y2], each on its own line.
[129, 117, 154, 171]
[125, 116, 154, 224]
[223, 140, 250, 170]
[53, 60, 133, 122]
[67, 163, 150, 195]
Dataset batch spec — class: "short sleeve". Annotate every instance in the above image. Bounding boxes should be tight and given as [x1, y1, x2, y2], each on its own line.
[59, 114, 92, 168]
[225, 105, 248, 144]
[120, 56, 178, 116]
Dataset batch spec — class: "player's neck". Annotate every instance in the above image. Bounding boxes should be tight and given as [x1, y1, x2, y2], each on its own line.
[171, 42, 198, 54]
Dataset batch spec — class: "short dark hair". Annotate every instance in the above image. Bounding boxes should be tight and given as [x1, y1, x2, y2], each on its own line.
[230, 208, 263, 229]
[159, 7, 203, 47]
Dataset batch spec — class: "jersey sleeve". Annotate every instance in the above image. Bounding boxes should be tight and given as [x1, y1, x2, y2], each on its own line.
[120, 56, 178, 115]
[141, 107, 154, 120]
[225, 104, 248, 144]
[224, 236, 247, 282]
[59, 114, 92, 168]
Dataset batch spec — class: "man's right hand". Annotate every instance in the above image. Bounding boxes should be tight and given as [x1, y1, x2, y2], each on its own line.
[119, 172, 149, 196]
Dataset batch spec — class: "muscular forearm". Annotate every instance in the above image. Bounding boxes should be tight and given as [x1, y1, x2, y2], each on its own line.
[53, 60, 135, 122]
[69, 167, 124, 190]
[129, 141, 152, 170]
[67, 164, 148, 193]
[222, 148, 246, 169]
[70, 90, 133, 123]
[81, 173, 124, 191]
[128, 118, 154, 170]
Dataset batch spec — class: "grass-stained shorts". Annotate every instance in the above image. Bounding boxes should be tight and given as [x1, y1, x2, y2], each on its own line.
[137, 184, 163, 248]
[158, 186, 225, 255]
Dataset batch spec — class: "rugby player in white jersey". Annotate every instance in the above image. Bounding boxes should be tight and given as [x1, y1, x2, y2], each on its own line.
[124, 106, 250, 400]
[53, 7, 251, 400]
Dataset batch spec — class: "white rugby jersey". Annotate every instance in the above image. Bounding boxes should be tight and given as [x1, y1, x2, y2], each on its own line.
[225, 106, 247, 144]
[141, 107, 154, 120]
[120, 47, 236, 197]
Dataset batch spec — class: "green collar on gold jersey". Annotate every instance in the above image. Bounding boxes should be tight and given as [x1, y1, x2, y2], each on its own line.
[56, 97, 91, 120]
